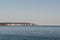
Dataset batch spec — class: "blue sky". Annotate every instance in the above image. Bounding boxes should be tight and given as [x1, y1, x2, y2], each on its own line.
[0, 0, 60, 25]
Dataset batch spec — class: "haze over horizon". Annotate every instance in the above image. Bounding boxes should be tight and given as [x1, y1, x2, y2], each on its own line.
[0, 0, 60, 25]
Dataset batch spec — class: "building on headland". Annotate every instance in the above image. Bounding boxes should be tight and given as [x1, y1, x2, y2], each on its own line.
[0, 22, 37, 26]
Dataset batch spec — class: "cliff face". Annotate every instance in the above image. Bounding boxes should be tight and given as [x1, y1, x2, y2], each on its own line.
[0, 22, 37, 26]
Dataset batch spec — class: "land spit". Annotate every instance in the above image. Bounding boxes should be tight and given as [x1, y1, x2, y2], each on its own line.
[0, 22, 37, 26]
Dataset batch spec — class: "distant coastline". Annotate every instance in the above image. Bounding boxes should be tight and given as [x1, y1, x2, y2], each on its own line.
[0, 22, 37, 26]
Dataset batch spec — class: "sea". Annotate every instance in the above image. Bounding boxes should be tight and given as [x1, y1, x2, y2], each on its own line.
[0, 26, 60, 40]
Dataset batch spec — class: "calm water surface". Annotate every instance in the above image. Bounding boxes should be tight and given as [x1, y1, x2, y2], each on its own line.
[0, 26, 60, 40]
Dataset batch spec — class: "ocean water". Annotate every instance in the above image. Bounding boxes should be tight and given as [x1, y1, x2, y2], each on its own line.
[0, 26, 60, 40]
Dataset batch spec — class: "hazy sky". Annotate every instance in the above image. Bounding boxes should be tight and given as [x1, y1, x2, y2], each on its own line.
[0, 0, 60, 25]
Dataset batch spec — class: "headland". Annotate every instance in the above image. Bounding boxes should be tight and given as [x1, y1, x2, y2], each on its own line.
[0, 22, 37, 26]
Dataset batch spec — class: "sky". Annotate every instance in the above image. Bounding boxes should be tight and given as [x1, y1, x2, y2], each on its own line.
[0, 0, 60, 25]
